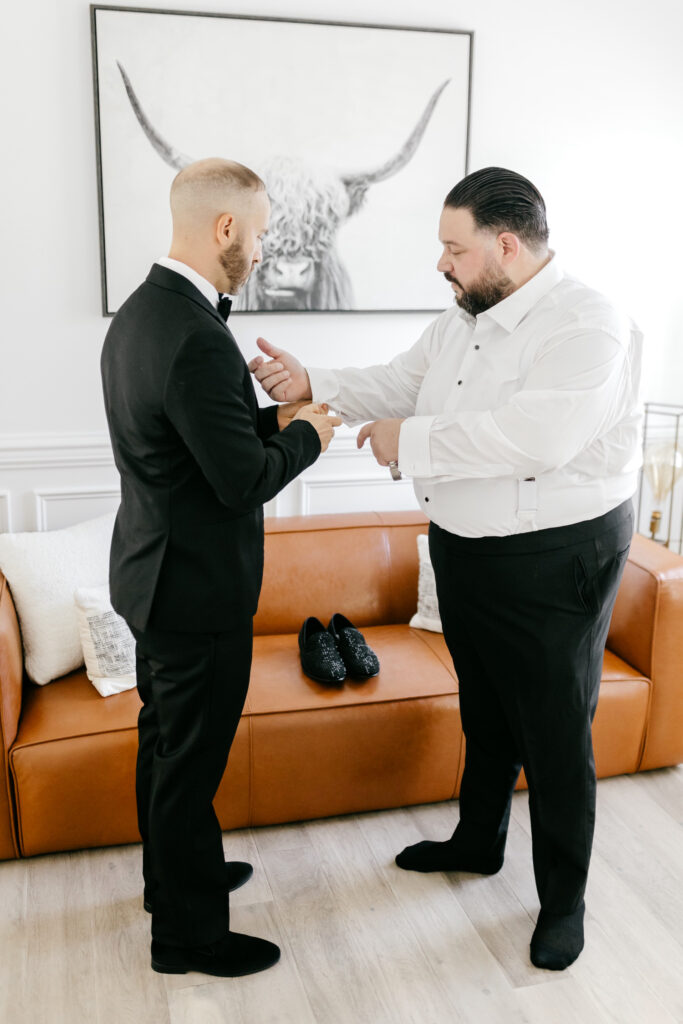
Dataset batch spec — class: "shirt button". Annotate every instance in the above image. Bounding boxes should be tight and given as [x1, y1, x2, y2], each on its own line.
[425, 496, 430, 502]
[474, 345, 480, 350]
[457, 380, 463, 386]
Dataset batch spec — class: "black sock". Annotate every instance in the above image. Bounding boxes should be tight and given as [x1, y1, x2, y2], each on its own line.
[395, 837, 504, 875]
[530, 901, 585, 970]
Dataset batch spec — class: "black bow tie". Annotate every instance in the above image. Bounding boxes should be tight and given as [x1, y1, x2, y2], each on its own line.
[217, 294, 232, 321]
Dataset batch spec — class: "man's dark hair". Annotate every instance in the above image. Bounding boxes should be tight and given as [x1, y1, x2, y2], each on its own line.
[444, 167, 549, 252]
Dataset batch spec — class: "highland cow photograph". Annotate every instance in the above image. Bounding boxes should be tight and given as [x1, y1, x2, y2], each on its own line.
[91, 8, 472, 314]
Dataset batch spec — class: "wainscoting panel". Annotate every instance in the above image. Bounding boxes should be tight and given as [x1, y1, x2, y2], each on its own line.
[0, 493, 11, 533]
[300, 476, 418, 515]
[0, 433, 119, 532]
[0, 427, 418, 532]
[269, 429, 420, 517]
[33, 488, 122, 532]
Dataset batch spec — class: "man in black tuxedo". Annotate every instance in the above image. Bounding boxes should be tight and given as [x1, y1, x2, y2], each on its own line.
[101, 158, 339, 977]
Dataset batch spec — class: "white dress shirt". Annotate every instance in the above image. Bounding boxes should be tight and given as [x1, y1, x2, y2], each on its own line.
[155, 256, 220, 309]
[309, 256, 643, 537]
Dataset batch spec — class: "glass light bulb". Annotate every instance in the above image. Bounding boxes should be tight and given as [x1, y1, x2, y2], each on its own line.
[643, 442, 683, 504]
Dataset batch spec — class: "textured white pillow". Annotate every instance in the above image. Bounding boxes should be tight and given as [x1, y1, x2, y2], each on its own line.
[0, 513, 116, 685]
[74, 585, 136, 697]
[409, 532, 443, 633]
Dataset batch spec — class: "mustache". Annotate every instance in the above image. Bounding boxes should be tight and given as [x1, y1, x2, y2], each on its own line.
[444, 272, 460, 286]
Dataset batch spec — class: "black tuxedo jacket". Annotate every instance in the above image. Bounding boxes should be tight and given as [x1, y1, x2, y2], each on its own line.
[101, 264, 320, 632]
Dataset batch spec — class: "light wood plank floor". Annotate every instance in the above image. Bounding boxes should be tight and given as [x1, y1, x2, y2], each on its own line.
[2, 767, 682, 1024]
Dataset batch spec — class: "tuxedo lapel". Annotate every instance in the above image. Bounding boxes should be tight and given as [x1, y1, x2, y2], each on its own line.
[145, 264, 229, 332]
[145, 263, 257, 420]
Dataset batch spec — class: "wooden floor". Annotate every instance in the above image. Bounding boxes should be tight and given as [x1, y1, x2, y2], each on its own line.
[2, 767, 682, 1024]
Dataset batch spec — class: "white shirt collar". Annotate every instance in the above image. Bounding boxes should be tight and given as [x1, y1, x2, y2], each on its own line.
[479, 252, 564, 334]
[156, 257, 220, 309]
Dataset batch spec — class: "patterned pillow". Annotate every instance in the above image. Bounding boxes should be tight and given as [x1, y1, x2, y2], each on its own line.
[74, 585, 137, 697]
[409, 532, 443, 632]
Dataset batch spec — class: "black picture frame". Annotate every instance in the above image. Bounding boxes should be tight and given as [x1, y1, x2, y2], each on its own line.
[91, 6, 473, 316]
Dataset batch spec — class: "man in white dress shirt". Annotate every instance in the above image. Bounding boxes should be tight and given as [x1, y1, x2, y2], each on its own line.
[249, 167, 642, 970]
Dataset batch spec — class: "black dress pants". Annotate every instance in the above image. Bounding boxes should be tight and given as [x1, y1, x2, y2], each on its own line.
[429, 500, 633, 915]
[130, 617, 253, 947]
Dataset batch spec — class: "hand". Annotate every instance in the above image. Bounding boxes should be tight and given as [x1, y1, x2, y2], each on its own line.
[277, 400, 327, 431]
[293, 403, 342, 453]
[356, 419, 404, 467]
[248, 337, 312, 402]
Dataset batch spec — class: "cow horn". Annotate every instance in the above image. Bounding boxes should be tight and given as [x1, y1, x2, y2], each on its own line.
[116, 62, 194, 171]
[341, 79, 451, 215]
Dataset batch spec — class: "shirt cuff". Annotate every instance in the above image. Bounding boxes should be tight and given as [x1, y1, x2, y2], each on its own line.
[398, 416, 437, 478]
[308, 366, 341, 406]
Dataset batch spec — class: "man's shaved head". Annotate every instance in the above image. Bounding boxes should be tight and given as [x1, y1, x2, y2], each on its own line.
[167, 157, 270, 295]
[170, 157, 266, 229]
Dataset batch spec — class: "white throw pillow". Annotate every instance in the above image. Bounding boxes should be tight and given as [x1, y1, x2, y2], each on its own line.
[74, 585, 137, 698]
[409, 532, 443, 633]
[0, 513, 116, 685]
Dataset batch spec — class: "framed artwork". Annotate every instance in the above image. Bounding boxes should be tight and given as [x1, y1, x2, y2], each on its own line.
[91, 7, 473, 315]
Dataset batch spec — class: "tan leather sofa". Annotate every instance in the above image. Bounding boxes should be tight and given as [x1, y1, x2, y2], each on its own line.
[0, 511, 682, 861]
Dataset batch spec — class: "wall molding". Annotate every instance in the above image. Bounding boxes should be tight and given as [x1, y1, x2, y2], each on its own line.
[0, 492, 11, 533]
[0, 430, 361, 469]
[0, 429, 414, 529]
[33, 487, 120, 531]
[300, 474, 416, 515]
[318, 436, 365, 459]
[0, 432, 114, 469]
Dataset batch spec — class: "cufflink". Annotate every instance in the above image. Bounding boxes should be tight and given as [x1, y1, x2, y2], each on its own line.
[388, 460, 402, 481]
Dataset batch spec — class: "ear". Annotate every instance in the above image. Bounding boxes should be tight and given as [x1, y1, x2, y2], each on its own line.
[216, 212, 235, 247]
[497, 232, 521, 265]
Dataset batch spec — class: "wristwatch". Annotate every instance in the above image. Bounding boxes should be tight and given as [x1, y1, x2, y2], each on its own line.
[388, 460, 402, 481]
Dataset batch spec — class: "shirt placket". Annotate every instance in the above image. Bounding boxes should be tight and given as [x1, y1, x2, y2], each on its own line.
[443, 316, 495, 414]
[419, 316, 493, 509]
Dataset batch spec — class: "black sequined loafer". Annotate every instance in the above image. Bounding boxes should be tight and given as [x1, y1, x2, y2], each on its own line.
[298, 616, 346, 684]
[327, 613, 380, 680]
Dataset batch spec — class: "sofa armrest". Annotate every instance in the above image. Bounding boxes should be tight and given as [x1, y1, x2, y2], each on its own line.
[0, 572, 23, 857]
[607, 534, 683, 770]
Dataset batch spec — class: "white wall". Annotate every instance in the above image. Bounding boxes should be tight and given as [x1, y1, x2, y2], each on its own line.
[1, 0, 682, 527]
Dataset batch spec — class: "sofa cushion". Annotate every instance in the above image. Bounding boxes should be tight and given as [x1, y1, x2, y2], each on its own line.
[246, 625, 456, 714]
[12, 670, 140, 747]
[235, 624, 463, 826]
[9, 668, 253, 857]
[592, 649, 651, 777]
[255, 513, 428, 635]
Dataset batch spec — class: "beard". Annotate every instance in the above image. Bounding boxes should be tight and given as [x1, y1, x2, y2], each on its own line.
[445, 258, 514, 317]
[218, 240, 253, 295]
